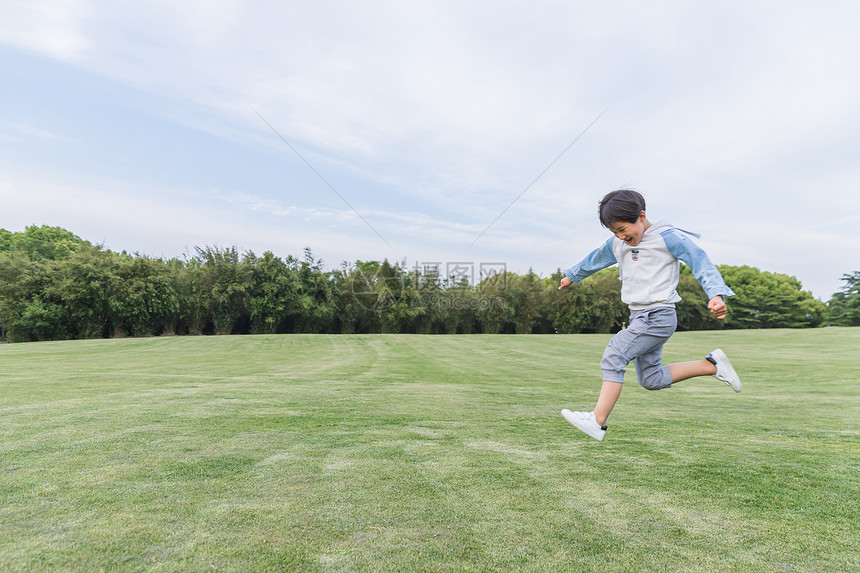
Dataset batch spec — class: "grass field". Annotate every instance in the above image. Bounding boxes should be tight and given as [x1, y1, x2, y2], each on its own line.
[1, 329, 859, 572]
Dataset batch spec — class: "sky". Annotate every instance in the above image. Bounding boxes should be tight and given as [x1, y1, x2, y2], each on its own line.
[2, 0, 859, 300]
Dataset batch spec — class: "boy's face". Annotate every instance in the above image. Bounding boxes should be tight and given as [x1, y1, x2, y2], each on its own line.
[608, 211, 650, 246]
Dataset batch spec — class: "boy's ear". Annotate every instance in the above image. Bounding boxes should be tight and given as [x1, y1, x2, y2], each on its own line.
[639, 210, 647, 221]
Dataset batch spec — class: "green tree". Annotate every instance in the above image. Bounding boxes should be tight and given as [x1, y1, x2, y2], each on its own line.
[719, 265, 825, 328]
[827, 272, 860, 326]
[549, 270, 597, 333]
[359, 259, 412, 334]
[196, 246, 254, 335]
[159, 258, 190, 335]
[0, 229, 12, 252]
[338, 259, 421, 334]
[675, 265, 723, 331]
[248, 251, 302, 334]
[335, 263, 373, 334]
[109, 255, 180, 337]
[0, 226, 96, 341]
[582, 268, 627, 333]
[410, 267, 443, 334]
[448, 285, 480, 334]
[0, 225, 89, 260]
[0, 252, 63, 341]
[175, 257, 210, 335]
[476, 272, 515, 334]
[56, 245, 117, 339]
[509, 271, 543, 334]
[292, 249, 338, 333]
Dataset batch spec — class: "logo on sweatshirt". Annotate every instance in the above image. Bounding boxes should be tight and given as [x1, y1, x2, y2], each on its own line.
[631, 249, 639, 262]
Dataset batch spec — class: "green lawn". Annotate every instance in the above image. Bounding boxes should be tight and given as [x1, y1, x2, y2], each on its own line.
[2, 330, 858, 572]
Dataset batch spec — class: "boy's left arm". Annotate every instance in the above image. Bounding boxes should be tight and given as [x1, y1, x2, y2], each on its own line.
[661, 229, 735, 319]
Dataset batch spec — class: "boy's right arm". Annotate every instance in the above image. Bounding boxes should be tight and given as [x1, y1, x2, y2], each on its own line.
[559, 238, 617, 290]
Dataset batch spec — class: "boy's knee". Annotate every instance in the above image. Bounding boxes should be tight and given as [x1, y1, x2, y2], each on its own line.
[600, 360, 626, 384]
[637, 366, 672, 390]
[601, 369, 625, 384]
[600, 346, 627, 373]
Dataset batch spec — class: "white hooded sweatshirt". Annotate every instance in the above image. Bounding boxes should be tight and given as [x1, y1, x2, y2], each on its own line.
[564, 221, 735, 311]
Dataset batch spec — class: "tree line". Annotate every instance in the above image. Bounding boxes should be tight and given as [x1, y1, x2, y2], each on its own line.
[1, 225, 856, 343]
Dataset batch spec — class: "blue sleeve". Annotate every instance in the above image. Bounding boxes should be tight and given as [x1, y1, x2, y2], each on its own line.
[565, 238, 617, 284]
[661, 229, 735, 299]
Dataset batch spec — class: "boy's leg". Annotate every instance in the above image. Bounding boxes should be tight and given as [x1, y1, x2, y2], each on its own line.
[668, 360, 716, 383]
[589, 310, 671, 425]
[667, 350, 741, 391]
[563, 309, 676, 438]
[593, 380, 623, 426]
[623, 308, 679, 394]
[632, 349, 672, 390]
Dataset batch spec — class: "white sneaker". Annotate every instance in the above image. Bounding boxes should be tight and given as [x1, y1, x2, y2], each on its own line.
[708, 349, 742, 392]
[561, 409, 607, 441]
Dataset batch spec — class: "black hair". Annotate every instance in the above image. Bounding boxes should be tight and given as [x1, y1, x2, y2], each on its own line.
[598, 189, 646, 228]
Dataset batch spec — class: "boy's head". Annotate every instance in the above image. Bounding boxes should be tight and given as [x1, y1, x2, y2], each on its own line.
[598, 189, 646, 228]
[599, 189, 650, 246]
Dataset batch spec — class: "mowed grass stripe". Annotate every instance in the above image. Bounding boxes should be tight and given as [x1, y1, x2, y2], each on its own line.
[1, 330, 858, 572]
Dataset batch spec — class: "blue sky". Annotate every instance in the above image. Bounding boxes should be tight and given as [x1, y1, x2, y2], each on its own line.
[2, 1, 859, 300]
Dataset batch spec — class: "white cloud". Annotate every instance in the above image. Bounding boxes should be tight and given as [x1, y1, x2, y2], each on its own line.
[0, 122, 62, 142]
[0, 0, 91, 60]
[2, 0, 860, 298]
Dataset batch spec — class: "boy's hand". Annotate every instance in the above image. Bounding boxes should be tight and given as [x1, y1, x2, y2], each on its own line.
[708, 296, 728, 319]
[558, 277, 572, 290]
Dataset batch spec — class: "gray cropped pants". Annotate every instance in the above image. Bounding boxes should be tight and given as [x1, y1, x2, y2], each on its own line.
[600, 307, 677, 390]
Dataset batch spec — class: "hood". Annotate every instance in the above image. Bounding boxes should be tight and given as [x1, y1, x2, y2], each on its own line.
[645, 220, 674, 236]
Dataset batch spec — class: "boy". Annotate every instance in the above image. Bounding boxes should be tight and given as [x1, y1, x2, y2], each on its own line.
[558, 189, 741, 441]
